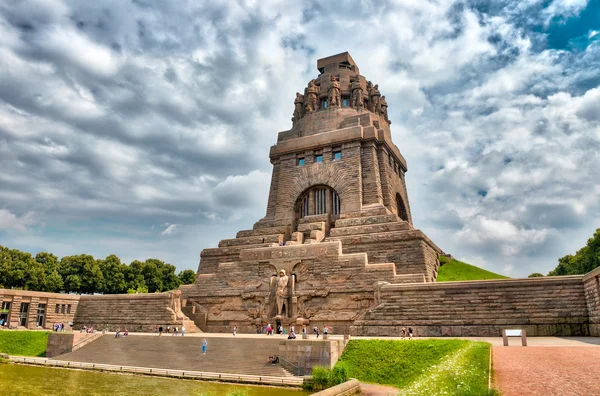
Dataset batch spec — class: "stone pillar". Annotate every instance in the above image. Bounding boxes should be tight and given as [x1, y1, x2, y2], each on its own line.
[361, 141, 384, 206]
[308, 190, 315, 216]
[326, 189, 332, 215]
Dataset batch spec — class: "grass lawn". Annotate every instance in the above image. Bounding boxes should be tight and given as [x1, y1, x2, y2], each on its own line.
[0, 330, 49, 357]
[437, 257, 508, 282]
[335, 339, 492, 396]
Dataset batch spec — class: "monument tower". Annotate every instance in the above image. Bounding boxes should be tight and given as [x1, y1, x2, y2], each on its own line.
[181, 53, 443, 334]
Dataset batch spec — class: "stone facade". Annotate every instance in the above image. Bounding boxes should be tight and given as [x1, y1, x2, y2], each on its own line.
[73, 291, 198, 332]
[183, 53, 444, 332]
[353, 276, 591, 337]
[0, 289, 79, 330]
[583, 266, 600, 336]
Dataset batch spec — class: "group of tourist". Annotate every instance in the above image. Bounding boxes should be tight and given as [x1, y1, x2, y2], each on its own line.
[400, 327, 414, 339]
[114, 327, 128, 338]
[259, 323, 330, 339]
[0, 318, 8, 328]
[53, 323, 67, 332]
[81, 325, 96, 333]
[155, 324, 186, 336]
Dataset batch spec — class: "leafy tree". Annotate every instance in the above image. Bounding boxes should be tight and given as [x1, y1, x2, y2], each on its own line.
[100, 255, 127, 294]
[178, 269, 196, 285]
[528, 273, 544, 278]
[36, 252, 63, 292]
[548, 229, 600, 276]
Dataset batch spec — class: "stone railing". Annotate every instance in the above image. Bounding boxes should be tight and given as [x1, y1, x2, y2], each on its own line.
[310, 379, 361, 396]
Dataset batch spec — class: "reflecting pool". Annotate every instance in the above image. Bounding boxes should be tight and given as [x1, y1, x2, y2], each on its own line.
[0, 364, 309, 396]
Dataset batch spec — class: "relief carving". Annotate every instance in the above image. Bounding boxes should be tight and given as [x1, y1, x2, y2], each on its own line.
[350, 75, 364, 110]
[328, 75, 341, 108]
[305, 80, 319, 113]
[292, 92, 304, 124]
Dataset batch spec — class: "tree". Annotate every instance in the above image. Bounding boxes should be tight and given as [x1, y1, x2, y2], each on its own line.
[100, 255, 127, 294]
[548, 229, 600, 276]
[528, 273, 544, 278]
[178, 269, 196, 285]
[36, 252, 63, 292]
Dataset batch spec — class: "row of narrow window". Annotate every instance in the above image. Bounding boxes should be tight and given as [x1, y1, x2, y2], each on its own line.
[389, 153, 402, 175]
[298, 188, 341, 218]
[298, 150, 341, 166]
[55, 304, 72, 314]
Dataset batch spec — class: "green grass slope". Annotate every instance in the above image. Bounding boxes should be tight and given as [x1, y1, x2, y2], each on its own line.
[437, 257, 508, 282]
[334, 339, 492, 395]
[0, 331, 49, 357]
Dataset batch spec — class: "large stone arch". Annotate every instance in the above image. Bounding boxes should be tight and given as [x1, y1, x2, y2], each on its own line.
[295, 184, 341, 220]
[395, 193, 409, 221]
[287, 162, 359, 215]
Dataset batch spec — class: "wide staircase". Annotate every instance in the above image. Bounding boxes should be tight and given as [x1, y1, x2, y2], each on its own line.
[54, 335, 295, 377]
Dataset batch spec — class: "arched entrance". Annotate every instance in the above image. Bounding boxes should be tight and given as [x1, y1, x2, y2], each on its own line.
[396, 193, 409, 221]
[296, 185, 341, 220]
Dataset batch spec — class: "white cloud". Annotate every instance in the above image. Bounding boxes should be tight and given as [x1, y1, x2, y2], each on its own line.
[0, 209, 37, 231]
[161, 224, 178, 236]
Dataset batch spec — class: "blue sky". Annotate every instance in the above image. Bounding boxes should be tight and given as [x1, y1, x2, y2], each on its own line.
[0, 0, 599, 277]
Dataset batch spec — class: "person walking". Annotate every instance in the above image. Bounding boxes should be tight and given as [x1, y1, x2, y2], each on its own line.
[408, 327, 414, 339]
[202, 339, 208, 355]
[323, 325, 328, 336]
[233, 326, 237, 336]
[173, 326, 178, 336]
[400, 327, 407, 340]
[159, 325, 163, 336]
[181, 325, 185, 336]
[155, 324, 159, 334]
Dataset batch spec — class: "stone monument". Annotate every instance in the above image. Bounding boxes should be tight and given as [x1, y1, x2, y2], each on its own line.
[181, 52, 444, 334]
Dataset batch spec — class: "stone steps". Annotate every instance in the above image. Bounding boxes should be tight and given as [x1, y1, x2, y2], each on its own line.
[335, 214, 400, 228]
[219, 234, 283, 247]
[236, 226, 291, 239]
[54, 335, 295, 377]
[330, 221, 411, 237]
[338, 206, 390, 219]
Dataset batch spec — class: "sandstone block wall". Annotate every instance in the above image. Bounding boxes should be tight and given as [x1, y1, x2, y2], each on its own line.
[353, 276, 590, 337]
[583, 266, 600, 336]
[73, 293, 191, 332]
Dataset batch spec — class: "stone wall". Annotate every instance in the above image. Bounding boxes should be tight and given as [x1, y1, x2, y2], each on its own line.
[46, 332, 101, 358]
[583, 266, 600, 336]
[353, 276, 590, 337]
[73, 292, 196, 332]
[0, 289, 79, 330]
[278, 338, 345, 375]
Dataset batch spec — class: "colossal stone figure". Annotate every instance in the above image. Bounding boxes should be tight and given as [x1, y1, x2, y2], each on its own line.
[167, 289, 184, 321]
[369, 84, 381, 113]
[276, 269, 289, 317]
[328, 75, 341, 108]
[350, 75, 364, 110]
[379, 95, 390, 123]
[305, 80, 319, 113]
[293, 92, 304, 124]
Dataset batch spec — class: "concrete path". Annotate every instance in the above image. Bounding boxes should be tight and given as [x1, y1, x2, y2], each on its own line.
[360, 382, 398, 396]
[493, 346, 600, 395]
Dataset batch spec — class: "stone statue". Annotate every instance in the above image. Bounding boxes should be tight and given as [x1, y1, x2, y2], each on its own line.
[276, 269, 289, 317]
[305, 80, 319, 113]
[327, 75, 341, 108]
[167, 289, 184, 321]
[350, 75, 364, 110]
[379, 95, 390, 123]
[293, 92, 304, 124]
[369, 84, 381, 113]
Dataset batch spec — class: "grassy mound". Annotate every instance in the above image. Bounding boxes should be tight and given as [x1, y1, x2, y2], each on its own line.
[335, 339, 492, 395]
[437, 257, 508, 282]
[0, 331, 49, 357]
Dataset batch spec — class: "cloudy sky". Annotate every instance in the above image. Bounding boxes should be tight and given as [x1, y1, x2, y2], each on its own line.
[0, 0, 598, 277]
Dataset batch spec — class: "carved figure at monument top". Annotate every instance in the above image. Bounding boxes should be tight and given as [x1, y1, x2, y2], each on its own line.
[379, 95, 390, 124]
[350, 75, 364, 110]
[292, 92, 304, 124]
[276, 269, 289, 317]
[369, 83, 381, 113]
[328, 75, 341, 108]
[305, 79, 319, 113]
